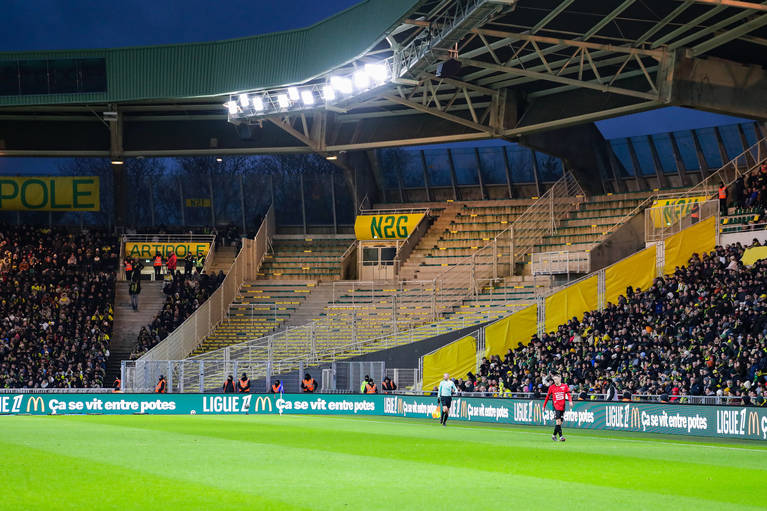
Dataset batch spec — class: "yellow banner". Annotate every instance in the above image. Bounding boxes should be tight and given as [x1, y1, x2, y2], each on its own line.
[354, 213, 424, 240]
[422, 335, 477, 392]
[663, 216, 716, 275]
[649, 196, 707, 228]
[0, 176, 99, 211]
[484, 304, 537, 358]
[545, 275, 598, 332]
[125, 242, 210, 259]
[605, 246, 657, 305]
[185, 198, 211, 208]
[742, 246, 767, 266]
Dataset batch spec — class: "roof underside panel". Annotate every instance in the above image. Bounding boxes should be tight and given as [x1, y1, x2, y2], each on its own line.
[0, 0, 420, 106]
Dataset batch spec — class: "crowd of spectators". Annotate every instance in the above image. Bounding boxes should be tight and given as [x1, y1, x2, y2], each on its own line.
[130, 269, 225, 359]
[731, 164, 767, 212]
[0, 226, 118, 388]
[462, 241, 767, 405]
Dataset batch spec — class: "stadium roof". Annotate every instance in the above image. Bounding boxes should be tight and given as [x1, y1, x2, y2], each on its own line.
[0, 0, 766, 159]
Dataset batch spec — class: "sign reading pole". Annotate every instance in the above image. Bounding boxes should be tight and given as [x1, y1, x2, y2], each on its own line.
[0, 176, 100, 211]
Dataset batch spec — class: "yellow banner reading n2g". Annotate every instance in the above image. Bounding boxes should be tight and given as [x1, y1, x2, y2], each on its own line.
[124, 242, 210, 259]
[0, 176, 100, 211]
[649, 196, 707, 228]
[354, 213, 424, 240]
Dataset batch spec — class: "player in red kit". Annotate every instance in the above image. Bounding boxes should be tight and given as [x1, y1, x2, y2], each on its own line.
[543, 374, 573, 441]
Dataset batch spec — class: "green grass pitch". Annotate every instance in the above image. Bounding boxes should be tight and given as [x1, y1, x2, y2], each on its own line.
[1, 414, 764, 510]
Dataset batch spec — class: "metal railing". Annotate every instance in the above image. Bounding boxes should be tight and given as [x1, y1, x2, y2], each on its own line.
[122, 233, 216, 244]
[136, 205, 274, 363]
[531, 250, 590, 276]
[645, 199, 718, 242]
[392, 212, 432, 274]
[683, 136, 767, 198]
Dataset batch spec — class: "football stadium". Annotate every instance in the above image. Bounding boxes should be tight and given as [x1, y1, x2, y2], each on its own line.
[2, 0, 767, 509]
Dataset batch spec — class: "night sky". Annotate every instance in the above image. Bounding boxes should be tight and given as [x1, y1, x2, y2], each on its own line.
[0, 0, 750, 173]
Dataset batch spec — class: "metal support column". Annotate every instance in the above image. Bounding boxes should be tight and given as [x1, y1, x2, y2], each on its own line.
[330, 172, 338, 235]
[502, 146, 514, 199]
[446, 148, 459, 201]
[208, 170, 216, 226]
[178, 178, 186, 226]
[669, 132, 689, 187]
[239, 175, 247, 234]
[300, 173, 307, 235]
[530, 149, 542, 197]
[419, 150, 431, 202]
[474, 147, 486, 200]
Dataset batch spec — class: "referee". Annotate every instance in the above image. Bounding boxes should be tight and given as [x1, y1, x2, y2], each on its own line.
[437, 373, 458, 426]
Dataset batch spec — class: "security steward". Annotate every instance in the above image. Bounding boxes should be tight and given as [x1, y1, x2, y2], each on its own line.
[381, 376, 397, 393]
[155, 375, 167, 393]
[237, 373, 251, 393]
[153, 253, 163, 280]
[360, 375, 370, 393]
[113, 377, 121, 393]
[124, 259, 133, 281]
[301, 373, 317, 393]
[271, 380, 284, 393]
[364, 378, 377, 394]
[223, 375, 236, 393]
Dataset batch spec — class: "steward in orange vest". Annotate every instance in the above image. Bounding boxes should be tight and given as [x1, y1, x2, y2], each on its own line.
[223, 375, 236, 393]
[364, 380, 377, 394]
[237, 373, 250, 393]
[124, 259, 133, 281]
[153, 254, 163, 280]
[155, 375, 167, 393]
[301, 373, 317, 393]
[271, 380, 284, 393]
[113, 377, 121, 393]
[381, 377, 397, 393]
[719, 183, 728, 215]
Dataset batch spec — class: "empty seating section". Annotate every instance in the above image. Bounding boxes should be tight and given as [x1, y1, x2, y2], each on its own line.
[259, 237, 352, 280]
[721, 207, 763, 233]
[535, 191, 653, 252]
[190, 281, 316, 355]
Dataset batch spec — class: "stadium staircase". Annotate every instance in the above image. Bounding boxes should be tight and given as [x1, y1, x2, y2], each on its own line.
[106, 281, 166, 382]
[258, 236, 353, 281]
[206, 245, 237, 274]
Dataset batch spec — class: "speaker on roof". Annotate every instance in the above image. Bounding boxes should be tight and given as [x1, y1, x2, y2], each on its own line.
[436, 58, 461, 79]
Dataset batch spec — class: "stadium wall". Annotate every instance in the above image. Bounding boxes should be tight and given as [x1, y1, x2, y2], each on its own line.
[4, 393, 767, 441]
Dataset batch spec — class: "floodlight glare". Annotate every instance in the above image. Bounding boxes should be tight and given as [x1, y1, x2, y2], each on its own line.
[252, 96, 264, 111]
[323, 85, 336, 101]
[288, 87, 299, 101]
[301, 89, 315, 105]
[353, 70, 371, 90]
[330, 75, 353, 94]
[225, 101, 238, 115]
[277, 94, 290, 108]
[364, 63, 388, 83]
[239, 94, 249, 107]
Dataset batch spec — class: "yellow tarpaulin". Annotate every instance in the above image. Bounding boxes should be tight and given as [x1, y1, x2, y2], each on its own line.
[422, 335, 476, 392]
[605, 245, 657, 305]
[741, 246, 767, 266]
[484, 304, 537, 358]
[648, 196, 707, 228]
[544, 275, 598, 332]
[663, 216, 716, 275]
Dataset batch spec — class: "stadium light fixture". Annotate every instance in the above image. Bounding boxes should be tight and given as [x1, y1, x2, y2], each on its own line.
[277, 94, 290, 109]
[239, 94, 249, 107]
[322, 85, 336, 101]
[301, 89, 315, 105]
[288, 87, 300, 101]
[216, 157, 223, 163]
[364, 63, 387, 83]
[225, 101, 238, 115]
[252, 96, 264, 111]
[111, 160, 124, 165]
[325, 155, 338, 160]
[331, 75, 353, 94]
[353, 70, 370, 90]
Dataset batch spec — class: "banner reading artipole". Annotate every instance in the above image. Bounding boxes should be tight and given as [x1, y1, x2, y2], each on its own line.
[124, 242, 210, 259]
[3, 393, 767, 441]
[0, 176, 99, 211]
[354, 213, 424, 240]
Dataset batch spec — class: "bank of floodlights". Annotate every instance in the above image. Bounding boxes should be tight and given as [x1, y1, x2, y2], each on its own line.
[225, 61, 391, 121]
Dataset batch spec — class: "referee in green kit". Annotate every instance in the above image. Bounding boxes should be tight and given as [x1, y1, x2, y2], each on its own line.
[437, 373, 458, 426]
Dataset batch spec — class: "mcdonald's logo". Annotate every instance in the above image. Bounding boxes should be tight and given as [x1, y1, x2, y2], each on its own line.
[630, 407, 640, 429]
[397, 398, 404, 415]
[26, 396, 45, 413]
[748, 411, 760, 436]
[460, 400, 468, 419]
[533, 403, 542, 422]
[252, 396, 272, 413]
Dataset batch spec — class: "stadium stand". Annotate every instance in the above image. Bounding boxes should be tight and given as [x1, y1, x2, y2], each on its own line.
[471, 242, 767, 403]
[0, 227, 118, 388]
[258, 237, 353, 280]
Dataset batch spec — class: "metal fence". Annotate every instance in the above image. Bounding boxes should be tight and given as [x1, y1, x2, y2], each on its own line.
[645, 199, 718, 242]
[531, 250, 590, 276]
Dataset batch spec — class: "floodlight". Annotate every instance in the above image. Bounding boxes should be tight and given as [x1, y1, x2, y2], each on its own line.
[323, 85, 336, 101]
[301, 89, 315, 105]
[252, 96, 264, 111]
[225, 101, 238, 115]
[239, 94, 249, 107]
[277, 94, 290, 108]
[364, 63, 388, 83]
[288, 87, 299, 101]
[353, 70, 371, 90]
[331, 75, 353, 94]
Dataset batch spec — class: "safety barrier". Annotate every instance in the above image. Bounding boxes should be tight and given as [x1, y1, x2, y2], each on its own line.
[3, 393, 766, 441]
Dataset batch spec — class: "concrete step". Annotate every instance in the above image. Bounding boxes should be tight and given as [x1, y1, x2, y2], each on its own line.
[106, 281, 166, 382]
